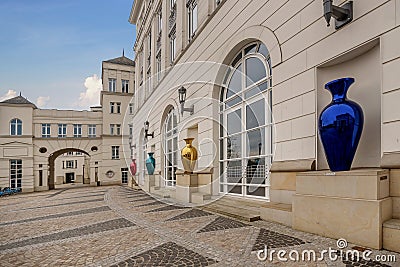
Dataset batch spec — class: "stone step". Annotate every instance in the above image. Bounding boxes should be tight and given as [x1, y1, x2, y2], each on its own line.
[383, 219, 400, 253]
[201, 195, 292, 225]
[191, 192, 211, 204]
[201, 203, 261, 222]
[392, 196, 400, 219]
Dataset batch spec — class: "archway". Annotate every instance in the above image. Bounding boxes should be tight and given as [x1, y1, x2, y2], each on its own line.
[48, 148, 91, 189]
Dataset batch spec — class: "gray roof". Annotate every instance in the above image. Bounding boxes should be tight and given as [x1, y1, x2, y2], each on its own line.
[104, 55, 135, 66]
[0, 95, 37, 108]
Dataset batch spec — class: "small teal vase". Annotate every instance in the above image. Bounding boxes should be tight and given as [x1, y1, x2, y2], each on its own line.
[145, 152, 155, 175]
[318, 77, 364, 172]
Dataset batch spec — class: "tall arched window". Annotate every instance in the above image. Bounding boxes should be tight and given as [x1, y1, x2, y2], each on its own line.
[10, 118, 22, 136]
[163, 108, 178, 187]
[219, 41, 272, 200]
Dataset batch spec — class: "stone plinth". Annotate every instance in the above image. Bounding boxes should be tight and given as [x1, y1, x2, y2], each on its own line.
[143, 175, 155, 192]
[293, 169, 392, 249]
[176, 172, 198, 203]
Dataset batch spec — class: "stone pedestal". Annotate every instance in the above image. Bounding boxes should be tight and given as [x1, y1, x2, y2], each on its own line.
[176, 172, 198, 203]
[293, 169, 392, 249]
[143, 175, 155, 192]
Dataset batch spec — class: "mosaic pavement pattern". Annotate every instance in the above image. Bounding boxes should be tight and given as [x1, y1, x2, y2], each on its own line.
[252, 228, 307, 251]
[166, 208, 213, 221]
[0, 186, 398, 266]
[111, 242, 218, 267]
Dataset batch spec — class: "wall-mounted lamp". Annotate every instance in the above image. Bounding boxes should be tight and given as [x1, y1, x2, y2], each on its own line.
[178, 86, 194, 116]
[323, 0, 353, 29]
[144, 121, 154, 139]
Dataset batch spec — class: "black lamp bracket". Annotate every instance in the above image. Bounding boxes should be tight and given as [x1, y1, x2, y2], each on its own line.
[323, 0, 353, 29]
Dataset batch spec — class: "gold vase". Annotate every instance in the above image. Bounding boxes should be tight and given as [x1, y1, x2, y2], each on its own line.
[181, 138, 198, 173]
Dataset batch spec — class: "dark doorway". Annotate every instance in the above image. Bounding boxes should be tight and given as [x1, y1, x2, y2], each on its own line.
[66, 173, 75, 183]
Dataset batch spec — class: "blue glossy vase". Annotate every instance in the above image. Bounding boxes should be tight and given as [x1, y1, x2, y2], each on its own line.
[145, 152, 155, 175]
[318, 77, 364, 172]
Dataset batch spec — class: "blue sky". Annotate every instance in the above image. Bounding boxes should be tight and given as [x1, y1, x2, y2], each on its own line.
[0, 0, 136, 109]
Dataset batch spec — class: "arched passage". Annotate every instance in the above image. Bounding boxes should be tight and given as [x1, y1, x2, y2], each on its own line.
[48, 148, 91, 189]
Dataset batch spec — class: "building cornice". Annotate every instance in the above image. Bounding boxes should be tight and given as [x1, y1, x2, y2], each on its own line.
[129, 0, 143, 24]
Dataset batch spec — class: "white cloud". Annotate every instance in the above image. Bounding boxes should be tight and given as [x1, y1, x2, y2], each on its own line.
[0, 90, 17, 102]
[36, 96, 51, 108]
[78, 74, 102, 108]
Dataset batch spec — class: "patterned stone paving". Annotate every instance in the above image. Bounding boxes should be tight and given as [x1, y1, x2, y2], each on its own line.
[167, 208, 213, 221]
[0, 206, 110, 226]
[0, 218, 134, 250]
[16, 197, 104, 211]
[137, 201, 164, 207]
[252, 228, 307, 251]
[110, 242, 218, 267]
[338, 251, 391, 267]
[147, 204, 188, 213]
[197, 215, 250, 233]
[130, 196, 156, 202]
[0, 186, 398, 267]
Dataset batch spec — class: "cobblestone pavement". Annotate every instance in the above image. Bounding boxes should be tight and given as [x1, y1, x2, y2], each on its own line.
[0, 186, 399, 267]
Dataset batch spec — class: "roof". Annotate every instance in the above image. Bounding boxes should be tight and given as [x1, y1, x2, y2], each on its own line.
[0, 95, 37, 108]
[104, 55, 135, 67]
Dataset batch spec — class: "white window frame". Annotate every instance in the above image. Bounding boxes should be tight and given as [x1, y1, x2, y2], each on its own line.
[169, 30, 176, 63]
[66, 160, 75, 169]
[187, 0, 198, 41]
[121, 168, 128, 184]
[58, 124, 67, 138]
[73, 124, 82, 138]
[156, 51, 162, 80]
[10, 118, 22, 136]
[157, 9, 162, 34]
[110, 124, 115, 135]
[108, 78, 116, 92]
[129, 103, 134, 114]
[88, 124, 96, 138]
[110, 102, 115, 113]
[219, 42, 273, 200]
[10, 159, 22, 189]
[42, 123, 51, 138]
[163, 108, 178, 187]
[116, 124, 121, 136]
[112, 146, 120, 159]
[122, 80, 129, 93]
[116, 103, 121, 114]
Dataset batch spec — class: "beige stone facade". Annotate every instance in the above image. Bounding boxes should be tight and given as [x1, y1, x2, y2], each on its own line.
[128, 0, 400, 251]
[0, 55, 135, 192]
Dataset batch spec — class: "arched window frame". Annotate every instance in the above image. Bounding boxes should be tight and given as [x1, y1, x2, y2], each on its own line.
[163, 108, 178, 187]
[219, 41, 273, 200]
[10, 118, 22, 136]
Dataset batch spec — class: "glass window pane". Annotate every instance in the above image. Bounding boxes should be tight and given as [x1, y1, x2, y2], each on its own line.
[246, 158, 265, 184]
[246, 99, 265, 130]
[245, 57, 266, 87]
[257, 43, 269, 58]
[246, 186, 265, 197]
[227, 64, 242, 98]
[244, 81, 268, 99]
[226, 160, 242, 184]
[225, 96, 242, 107]
[246, 128, 265, 157]
[244, 44, 257, 55]
[228, 185, 242, 194]
[227, 135, 241, 159]
[227, 109, 241, 135]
